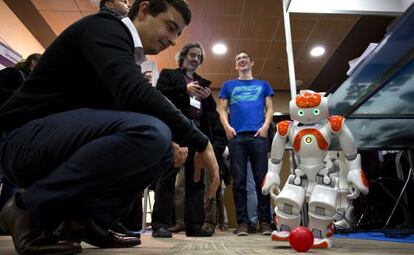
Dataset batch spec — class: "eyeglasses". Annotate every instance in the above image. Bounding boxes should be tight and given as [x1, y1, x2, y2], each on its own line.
[236, 55, 250, 62]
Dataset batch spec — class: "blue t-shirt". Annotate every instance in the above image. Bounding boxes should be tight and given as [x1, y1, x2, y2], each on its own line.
[219, 79, 274, 133]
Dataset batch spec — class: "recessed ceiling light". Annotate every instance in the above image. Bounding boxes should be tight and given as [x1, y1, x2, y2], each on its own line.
[212, 43, 227, 55]
[310, 46, 325, 57]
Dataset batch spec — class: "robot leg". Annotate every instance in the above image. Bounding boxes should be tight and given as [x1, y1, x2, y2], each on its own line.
[272, 175, 306, 241]
[308, 182, 337, 248]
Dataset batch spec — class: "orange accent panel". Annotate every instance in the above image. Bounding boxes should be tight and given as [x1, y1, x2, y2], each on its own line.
[277, 120, 292, 136]
[271, 234, 288, 242]
[293, 129, 329, 152]
[296, 91, 321, 108]
[361, 169, 369, 188]
[328, 115, 344, 133]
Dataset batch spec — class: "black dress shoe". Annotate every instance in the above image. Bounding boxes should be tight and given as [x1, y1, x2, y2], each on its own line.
[0, 194, 82, 255]
[55, 218, 140, 248]
[152, 226, 172, 238]
[186, 227, 214, 237]
[110, 222, 141, 238]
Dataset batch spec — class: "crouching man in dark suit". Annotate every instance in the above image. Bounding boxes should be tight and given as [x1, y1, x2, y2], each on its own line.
[0, 1, 219, 254]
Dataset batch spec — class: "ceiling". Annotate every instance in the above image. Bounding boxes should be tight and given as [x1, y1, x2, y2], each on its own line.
[4, 0, 395, 92]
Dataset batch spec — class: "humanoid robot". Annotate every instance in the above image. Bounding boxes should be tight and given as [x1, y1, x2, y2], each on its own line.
[262, 90, 369, 248]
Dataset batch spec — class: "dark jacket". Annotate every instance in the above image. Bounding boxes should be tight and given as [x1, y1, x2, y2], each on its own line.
[0, 13, 208, 152]
[0, 67, 29, 105]
[156, 68, 217, 137]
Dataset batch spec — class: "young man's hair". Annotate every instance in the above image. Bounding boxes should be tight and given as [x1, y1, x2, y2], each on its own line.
[176, 42, 205, 67]
[99, 0, 112, 9]
[128, 0, 191, 25]
[235, 50, 252, 61]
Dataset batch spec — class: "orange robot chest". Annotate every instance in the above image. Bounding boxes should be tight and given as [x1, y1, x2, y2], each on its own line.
[293, 128, 329, 152]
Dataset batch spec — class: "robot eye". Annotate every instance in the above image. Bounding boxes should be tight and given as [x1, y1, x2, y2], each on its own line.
[313, 109, 320, 115]
[298, 110, 305, 116]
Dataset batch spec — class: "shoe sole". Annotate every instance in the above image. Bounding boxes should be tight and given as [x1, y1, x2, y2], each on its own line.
[236, 232, 248, 236]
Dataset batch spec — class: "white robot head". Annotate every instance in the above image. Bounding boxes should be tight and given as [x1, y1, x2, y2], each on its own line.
[289, 90, 329, 124]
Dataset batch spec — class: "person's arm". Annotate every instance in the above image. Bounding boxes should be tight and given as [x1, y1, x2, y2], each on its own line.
[218, 98, 236, 140]
[255, 96, 273, 137]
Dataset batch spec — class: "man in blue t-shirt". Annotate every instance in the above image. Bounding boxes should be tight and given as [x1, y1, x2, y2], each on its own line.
[218, 51, 274, 236]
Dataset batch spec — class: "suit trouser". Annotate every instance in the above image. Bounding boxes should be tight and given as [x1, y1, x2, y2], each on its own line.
[0, 108, 173, 230]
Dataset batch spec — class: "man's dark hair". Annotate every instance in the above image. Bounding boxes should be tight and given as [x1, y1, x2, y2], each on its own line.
[176, 42, 205, 67]
[14, 53, 42, 71]
[235, 50, 252, 61]
[99, 0, 112, 9]
[128, 0, 191, 25]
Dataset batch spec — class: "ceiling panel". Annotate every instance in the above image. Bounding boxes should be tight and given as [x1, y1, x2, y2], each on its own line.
[203, 58, 234, 74]
[262, 59, 289, 75]
[295, 59, 327, 76]
[239, 16, 280, 40]
[238, 40, 271, 59]
[21, 0, 363, 91]
[298, 41, 339, 60]
[32, 0, 78, 11]
[187, 0, 202, 15]
[180, 14, 203, 42]
[289, 16, 319, 41]
[39, 10, 82, 35]
[268, 41, 305, 60]
[243, 0, 282, 17]
[203, 0, 244, 15]
[203, 39, 238, 60]
[203, 15, 240, 39]
[75, 0, 99, 12]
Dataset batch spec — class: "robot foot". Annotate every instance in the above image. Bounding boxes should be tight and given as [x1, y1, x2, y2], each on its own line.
[270, 230, 289, 241]
[312, 238, 333, 249]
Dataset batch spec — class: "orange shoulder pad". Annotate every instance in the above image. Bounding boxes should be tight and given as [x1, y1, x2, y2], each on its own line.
[328, 115, 345, 133]
[277, 120, 292, 137]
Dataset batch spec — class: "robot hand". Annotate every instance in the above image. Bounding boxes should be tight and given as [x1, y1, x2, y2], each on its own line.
[261, 159, 281, 195]
[347, 169, 369, 199]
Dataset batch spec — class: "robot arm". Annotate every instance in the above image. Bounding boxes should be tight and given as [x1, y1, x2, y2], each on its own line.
[262, 120, 292, 195]
[329, 116, 369, 199]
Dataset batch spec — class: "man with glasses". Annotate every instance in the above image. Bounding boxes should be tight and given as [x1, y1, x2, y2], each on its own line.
[218, 51, 274, 236]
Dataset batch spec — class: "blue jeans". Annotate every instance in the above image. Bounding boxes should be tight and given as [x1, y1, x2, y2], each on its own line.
[246, 161, 258, 225]
[228, 133, 271, 225]
[0, 108, 173, 230]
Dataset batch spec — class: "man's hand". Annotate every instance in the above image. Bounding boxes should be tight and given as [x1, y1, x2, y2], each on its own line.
[255, 124, 269, 138]
[193, 142, 220, 199]
[187, 81, 211, 98]
[172, 142, 188, 168]
[224, 125, 237, 140]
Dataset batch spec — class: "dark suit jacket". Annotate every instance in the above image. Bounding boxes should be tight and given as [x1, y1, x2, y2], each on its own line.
[0, 13, 208, 151]
[156, 68, 216, 135]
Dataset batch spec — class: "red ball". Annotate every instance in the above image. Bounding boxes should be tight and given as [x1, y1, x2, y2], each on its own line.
[289, 226, 314, 252]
